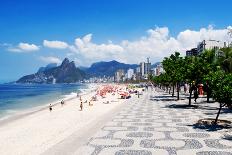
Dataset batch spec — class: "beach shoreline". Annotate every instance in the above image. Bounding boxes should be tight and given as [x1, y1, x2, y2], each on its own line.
[0, 83, 133, 155]
[0, 83, 98, 125]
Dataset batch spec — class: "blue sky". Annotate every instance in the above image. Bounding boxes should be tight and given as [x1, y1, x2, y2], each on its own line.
[0, 0, 232, 82]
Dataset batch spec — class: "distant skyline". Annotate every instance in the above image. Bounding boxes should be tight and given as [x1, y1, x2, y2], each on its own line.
[0, 0, 232, 82]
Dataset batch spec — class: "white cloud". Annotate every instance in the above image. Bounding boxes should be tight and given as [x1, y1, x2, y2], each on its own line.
[18, 43, 39, 51]
[39, 56, 61, 64]
[68, 25, 231, 66]
[177, 25, 230, 49]
[43, 40, 69, 49]
[7, 48, 22, 52]
[5, 25, 231, 65]
[7, 42, 39, 52]
[70, 33, 124, 64]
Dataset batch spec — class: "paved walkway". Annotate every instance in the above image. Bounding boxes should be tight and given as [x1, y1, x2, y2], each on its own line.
[75, 89, 232, 155]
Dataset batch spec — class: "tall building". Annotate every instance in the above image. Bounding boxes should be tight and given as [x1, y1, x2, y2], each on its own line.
[140, 62, 146, 76]
[153, 64, 164, 76]
[127, 68, 134, 79]
[114, 69, 125, 82]
[145, 62, 151, 75]
[135, 66, 141, 80]
[186, 48, 198, 56]
[140, 62, 151, 78]
[136, 66, 140, 74]
[197, 40, 226, 54]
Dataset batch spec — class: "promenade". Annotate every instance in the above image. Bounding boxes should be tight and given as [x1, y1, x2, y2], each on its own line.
[72, 89, 232, 155]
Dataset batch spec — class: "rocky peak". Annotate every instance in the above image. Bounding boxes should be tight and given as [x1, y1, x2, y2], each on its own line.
[17, 57, 85, 83]
[61, 58, 70, 67]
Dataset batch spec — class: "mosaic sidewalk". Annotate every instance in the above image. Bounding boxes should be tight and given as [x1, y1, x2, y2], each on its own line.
[76, 90, 232, 155]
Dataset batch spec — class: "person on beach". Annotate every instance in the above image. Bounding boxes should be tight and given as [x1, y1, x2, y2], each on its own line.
[61, 100, 64, 106]
[49, 104, 52, 112]
[80, 101, 83, 111]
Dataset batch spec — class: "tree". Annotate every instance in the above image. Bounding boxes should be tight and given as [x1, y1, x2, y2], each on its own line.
[183, 56, 204, 105]
[153, 48, 232, 109]
[183, 49, 217, 105]
[200, 49, 217, 103]
[162, 52, 184, 99]
[162, 56, 175, 96]
[174, 55, 185, 100]
[219, 47, 232, 73]
[206, 71, 232, 124]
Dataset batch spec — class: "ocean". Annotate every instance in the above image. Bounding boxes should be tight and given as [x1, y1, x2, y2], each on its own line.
[0, 83, 89, 118]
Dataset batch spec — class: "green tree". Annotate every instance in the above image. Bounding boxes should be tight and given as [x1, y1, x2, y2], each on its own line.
[184, 49, 216, 105]
[162, 52, 184, 100]
[205, 70, 232, 124]
[219, 47, 232, 73]
[200, 49, 217, 103]
[183, 56, 204, 105]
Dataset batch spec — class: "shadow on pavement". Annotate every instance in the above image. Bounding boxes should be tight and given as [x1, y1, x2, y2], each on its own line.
[223, 134, 232, 141]
[189, 118, 232, 131]
[150, 98, 178, 101]
[165, 104, 199, 109]
[150, 95, 174, 98]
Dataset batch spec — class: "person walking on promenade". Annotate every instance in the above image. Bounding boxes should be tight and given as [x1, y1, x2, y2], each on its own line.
[191, 82, 198, 102]
[80, 101, 83, 111]
[49, 104, 53, 112]
[145, 84, 148, 91]
[184, 83, 188, 94]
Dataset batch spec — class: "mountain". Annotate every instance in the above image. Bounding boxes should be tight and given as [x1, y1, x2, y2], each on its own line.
[17, 58, 86, 84]
[86, 60, 138, 77]
[151, 62, 161, 68]
[78, 66, 88, 72]
[37, 63, 57, 73]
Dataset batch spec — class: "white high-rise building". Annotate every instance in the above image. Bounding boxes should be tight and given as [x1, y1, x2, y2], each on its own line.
[140, 62, 146, 76]
[152, 64, 164, 76]
[127, 68, 134, 79]
[136, 66, 140, 73]
[197, 40, 226, 54]
[115, 69, 125, 82]
[140, 62, 151, 78]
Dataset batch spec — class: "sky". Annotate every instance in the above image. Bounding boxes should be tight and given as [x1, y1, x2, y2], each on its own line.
[0, 0, 232, 82]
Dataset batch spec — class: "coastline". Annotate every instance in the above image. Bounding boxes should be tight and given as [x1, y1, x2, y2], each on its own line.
[0, 83, 131, 155]
[0, 83, 98, 125]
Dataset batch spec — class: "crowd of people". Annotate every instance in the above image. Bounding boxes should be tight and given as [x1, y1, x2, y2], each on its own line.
[48, 84, 134, 112]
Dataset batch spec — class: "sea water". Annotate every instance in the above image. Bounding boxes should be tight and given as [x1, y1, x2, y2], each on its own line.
[0, 83, 89, 118]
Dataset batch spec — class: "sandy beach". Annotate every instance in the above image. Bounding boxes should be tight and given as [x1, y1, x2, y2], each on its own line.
[0, 84, 133, 155]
